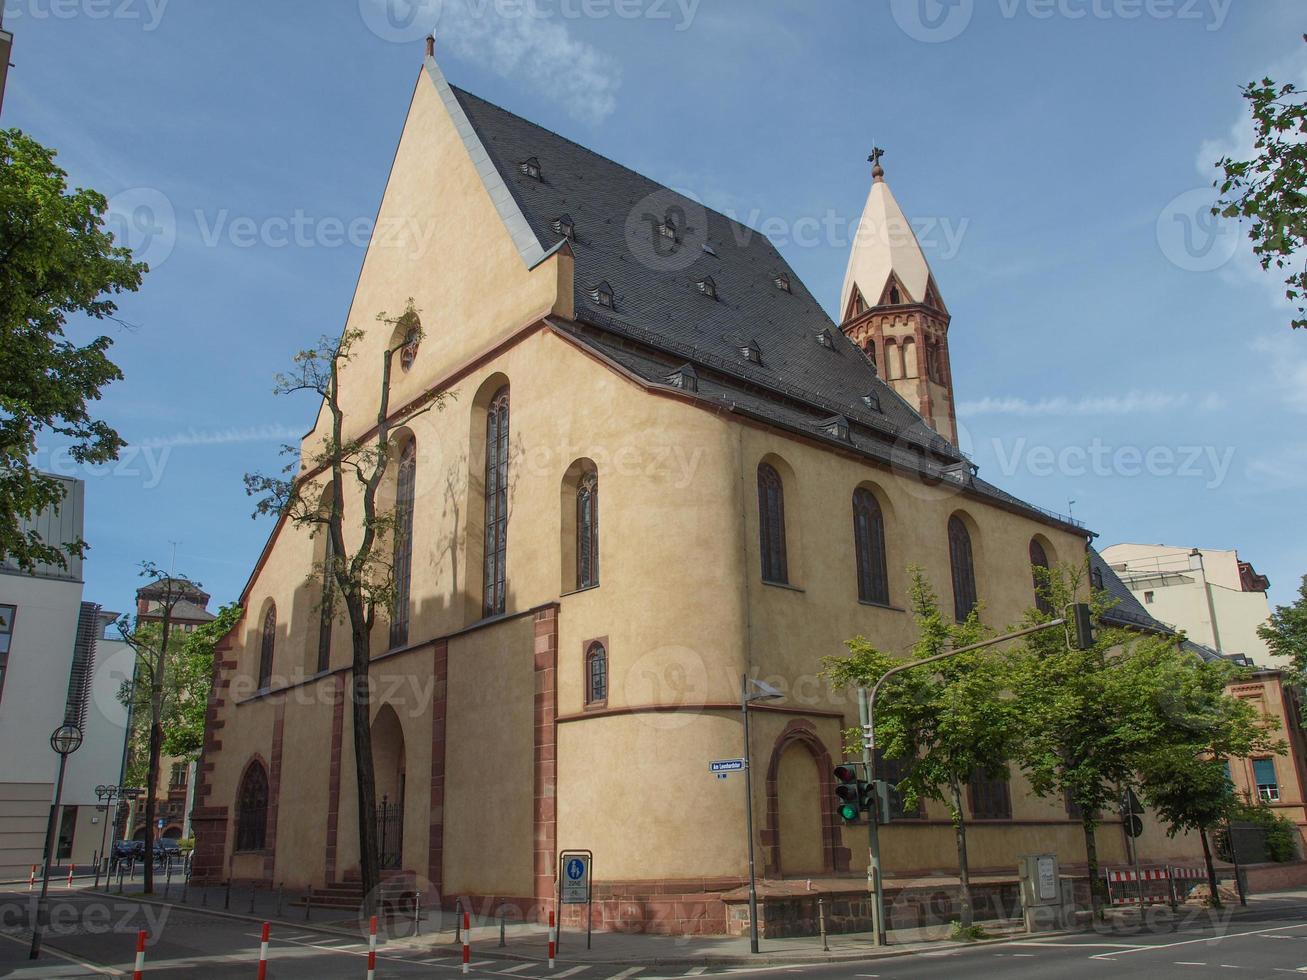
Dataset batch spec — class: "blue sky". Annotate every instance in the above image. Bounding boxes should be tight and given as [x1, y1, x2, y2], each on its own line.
[5, 0, 1305, 622]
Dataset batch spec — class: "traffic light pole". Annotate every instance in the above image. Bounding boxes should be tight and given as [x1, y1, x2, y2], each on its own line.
[860, 617, 1069, 947]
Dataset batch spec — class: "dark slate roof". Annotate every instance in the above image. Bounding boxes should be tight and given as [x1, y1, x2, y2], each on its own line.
[1090, 548, 1177, 636]
[450, 85, 1085, 533]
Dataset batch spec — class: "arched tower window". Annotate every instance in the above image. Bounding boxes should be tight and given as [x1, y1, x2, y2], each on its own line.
[235, 761, 269, 851]
[390, 440, 416, 648]
[757, 463, 789, 584]
[576, 471, 599, 590]
[853, 489, 889, 605]
[585, 641, 608, 705]
[258, 604, 276, 689]
[483, 387, 510, 617]
[948, 516, 978, 622]
[1029, 538, 1053, 615]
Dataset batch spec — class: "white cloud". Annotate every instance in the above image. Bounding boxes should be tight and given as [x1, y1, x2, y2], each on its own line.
[959, 391, 1195, 417]
[1251, 334, 1307, 415]
[131, 424, 302, 449]
[436, 0, 621, 125]
[1247, 444, 1307, 492]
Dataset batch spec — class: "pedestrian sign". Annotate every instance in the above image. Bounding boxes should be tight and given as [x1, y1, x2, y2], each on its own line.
[561, 854, 589, 904]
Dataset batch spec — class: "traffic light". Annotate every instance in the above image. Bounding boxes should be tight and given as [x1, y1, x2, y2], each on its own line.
[834, 765, 861, 823]
[1070, 602, 1096, 650]
[864, 779, 893, 825]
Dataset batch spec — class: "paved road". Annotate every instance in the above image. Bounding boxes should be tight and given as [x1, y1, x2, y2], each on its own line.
[2, 886, 1305, 978]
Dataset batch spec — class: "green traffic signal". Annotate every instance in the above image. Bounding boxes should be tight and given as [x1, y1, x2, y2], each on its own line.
[833, 764, 862, 823]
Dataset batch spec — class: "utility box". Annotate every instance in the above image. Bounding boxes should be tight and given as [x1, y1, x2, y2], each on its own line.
[1018, 854, 1069, 932]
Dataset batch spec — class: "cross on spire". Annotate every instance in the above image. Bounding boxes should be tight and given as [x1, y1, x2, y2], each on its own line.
[868, 146, 886, 181]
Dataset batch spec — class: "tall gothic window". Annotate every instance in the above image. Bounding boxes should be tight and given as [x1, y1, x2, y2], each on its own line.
[317, 529, 335, 673]
[586, 641, 608, 705]
[577, 471, 599, 590]
[1029, 538, 1053, 616]
[258, 604, 276, 689]
[948, 516, 978, 622]
[757, 463, 788, 584]
[853, 488, 889, 605]
[483, 387, 510, 617]
[235, 761, 269, 851]
[390, 441, 416, 648]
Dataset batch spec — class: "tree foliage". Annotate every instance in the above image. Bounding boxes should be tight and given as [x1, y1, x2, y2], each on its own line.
[1214, 39, 1307, 330]
[1259, 574, 1307, 683]
[824, 568, 1007, 926]
[0, 128, 144, 571]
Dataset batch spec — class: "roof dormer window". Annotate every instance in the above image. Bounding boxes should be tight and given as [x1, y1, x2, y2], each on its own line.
[820, 415, 851, 442]
[666, 364, 699, 393]
[589, 281, 615, 309]
[519, 156, 542, 180]
[552, 214, 575, 240]
[816, 329, 835, 349]
[658, 217, 678, 242]
[696, 276, 717, 300]
[862, 391, 882, 413]
[741, 340, 762, 365]
[773, 274, 791, 293]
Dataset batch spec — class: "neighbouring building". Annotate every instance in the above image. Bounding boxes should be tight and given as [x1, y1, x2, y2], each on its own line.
[0, 477, 129, 877]
[192, 43, 1205, 934]
[0, 9, 12, 117]
[1101, 543, 1276, 667]
[122, 578, 216, 843]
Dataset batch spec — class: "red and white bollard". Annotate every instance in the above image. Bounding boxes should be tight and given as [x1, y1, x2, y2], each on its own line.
[132, 931, 147, 980]
[67, 865, 74, 888]
[257, 921, 270, 980]
[28, 865, 36, 891]
[461, 910, 470, 974]
[367, 916, 377, 980]
[548, 910, 556, 970]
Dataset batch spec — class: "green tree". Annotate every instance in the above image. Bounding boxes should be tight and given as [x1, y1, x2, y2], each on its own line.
[117, 567, 229, 893]
[1214, 38, 1307, 331]
[1258, 575, 1307, 683]
[0, 129, 144, 570]
[1008, 566, 1184, 915]
[824, 569, 1010, 927]
[1134, 651, 1282, 906]
[244, 302, 446, 916]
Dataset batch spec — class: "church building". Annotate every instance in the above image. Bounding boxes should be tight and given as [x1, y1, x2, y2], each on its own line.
[191, 41, 1201, 934]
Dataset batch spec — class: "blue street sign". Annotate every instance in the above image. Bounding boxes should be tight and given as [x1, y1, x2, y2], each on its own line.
[566, 858, 585, 880]
[710, 759, 746, 773]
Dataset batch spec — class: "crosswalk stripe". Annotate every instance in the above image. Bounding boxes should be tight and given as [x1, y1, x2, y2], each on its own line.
[606, 969, 643, 980]
[554, 966, 589, 977]
[497, 965, 533, 974]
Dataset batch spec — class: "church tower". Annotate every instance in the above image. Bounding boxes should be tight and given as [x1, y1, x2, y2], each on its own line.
[838, 150, 957, 445]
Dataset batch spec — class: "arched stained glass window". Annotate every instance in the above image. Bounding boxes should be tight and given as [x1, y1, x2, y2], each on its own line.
[484, 388, 510, 617]
[757, 464, 788, 584]
[853, 489, 889, 605]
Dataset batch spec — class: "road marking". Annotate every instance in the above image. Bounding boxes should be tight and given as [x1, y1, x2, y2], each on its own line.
[1176, 963, 1207, 967]
[684, 969, 709, 976]
[0, 929, 124, 975]
[555, 967, 589, 978]
[1091, 921, 1307, 959]
[1024, 942, 1146, 948]
[606, 969, 643, 980]
[497, 965, 533, 974]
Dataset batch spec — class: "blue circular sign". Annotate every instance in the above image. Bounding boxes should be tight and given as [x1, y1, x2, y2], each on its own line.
[566, 857, 585, 880]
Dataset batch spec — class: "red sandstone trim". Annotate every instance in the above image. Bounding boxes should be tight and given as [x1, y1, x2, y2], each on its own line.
[556, 702, 844, 724]
[533, 607, 559, 914]
[762, 719, 847, 877]
[428, 641, 449, 895]
[325, 673, 346, 884]
[264, 699, 287, 879]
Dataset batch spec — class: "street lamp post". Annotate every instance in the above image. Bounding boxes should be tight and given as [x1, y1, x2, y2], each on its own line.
[30, 724, 83, 960]
[94, 785, 123, 887]
[741, 674, 783, 955]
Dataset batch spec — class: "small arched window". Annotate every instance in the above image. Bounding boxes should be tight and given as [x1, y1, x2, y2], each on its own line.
[853, 489, 890, 605]
[948, 516, 978, 623]
[757, 463, 788, 584]
[576, 471, 599, 590]
[484, 387, 510, 617]
[585, 641, 608, 705]
[258, 604, 276, 689]
[390, 440, 416, 648]
[1029, 538, 1053, 615]
[235, 761, 269, 851]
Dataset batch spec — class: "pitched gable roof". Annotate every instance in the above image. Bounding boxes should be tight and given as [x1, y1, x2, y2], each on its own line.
[441, 77, 1084, 535]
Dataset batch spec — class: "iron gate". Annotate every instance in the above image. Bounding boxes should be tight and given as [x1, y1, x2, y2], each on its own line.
[378, 796, 403, 870]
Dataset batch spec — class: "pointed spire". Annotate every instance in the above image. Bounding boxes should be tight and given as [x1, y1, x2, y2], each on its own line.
[839, 156, 942, 322]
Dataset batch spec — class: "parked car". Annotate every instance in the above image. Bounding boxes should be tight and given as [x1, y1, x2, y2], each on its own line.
[110, 840, 144, 864]
[154, 839, 182, 862]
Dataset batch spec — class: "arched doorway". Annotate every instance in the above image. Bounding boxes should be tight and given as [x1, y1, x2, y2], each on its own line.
[371, 704, 406, 869]
[764, 720, 844, 877]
